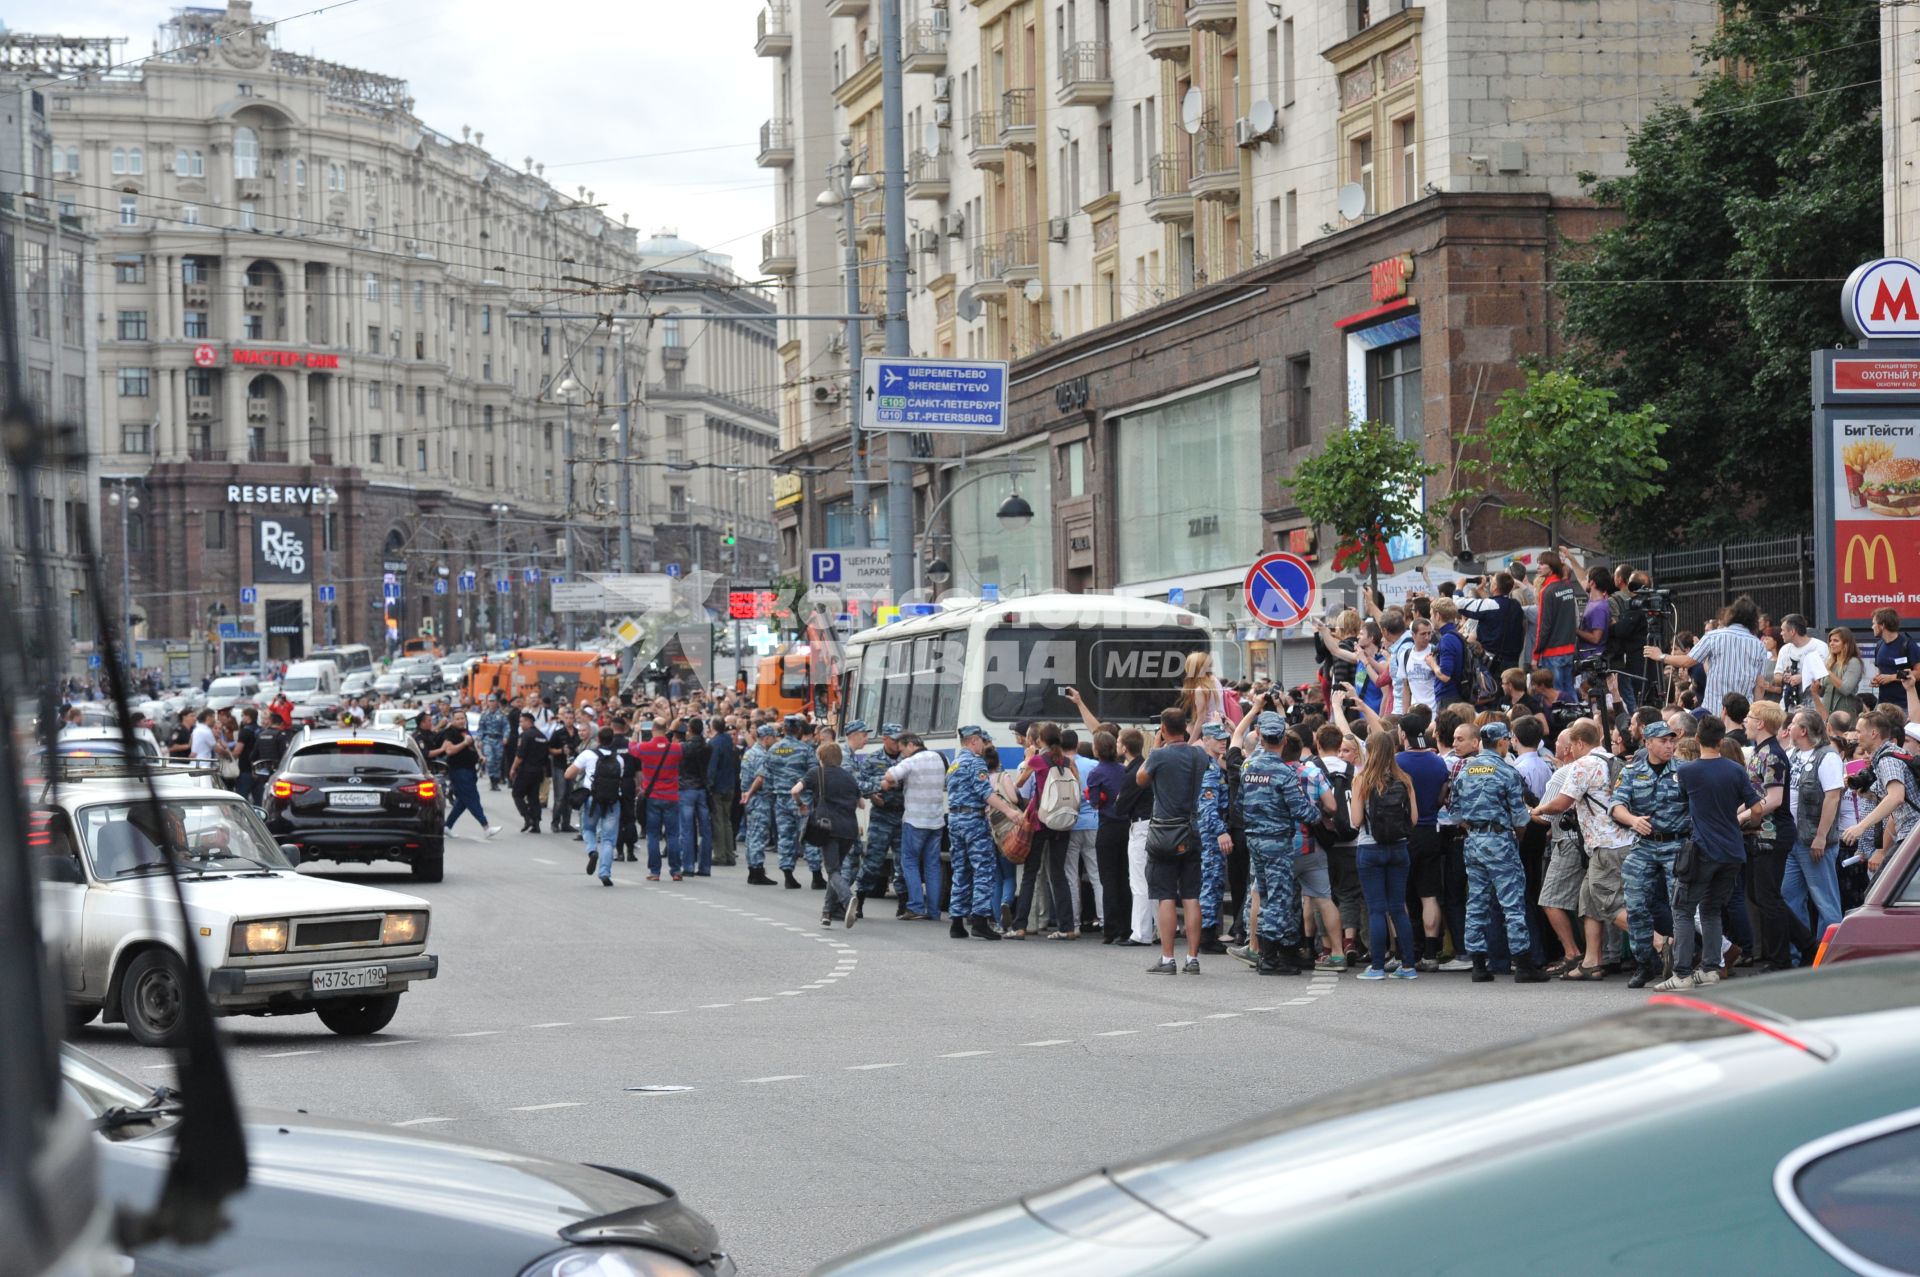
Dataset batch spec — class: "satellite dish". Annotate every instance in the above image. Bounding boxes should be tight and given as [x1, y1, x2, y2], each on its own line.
[956, 289, 981, 323]
[1181, 87, 1205, 135]
[1336, 181, 1368, 221]
[1249, 98, 1276, 137]
[1023, 278, 1044, 303]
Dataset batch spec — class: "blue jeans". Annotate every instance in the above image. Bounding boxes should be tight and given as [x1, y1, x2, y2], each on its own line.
[679, 785, 712, 874]
[1541, 654, 1576, 700]
[1356, 842, 1417, 971]
[900, 823, 942, 917]
[582, 800, 619, 879]
[1782, 839, 1844, 960]
[646, 797, 682, 876]
[445, 768, 488, 830]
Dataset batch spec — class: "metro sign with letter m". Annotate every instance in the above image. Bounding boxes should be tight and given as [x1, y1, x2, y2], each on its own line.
[1843, 259, 1920, 339]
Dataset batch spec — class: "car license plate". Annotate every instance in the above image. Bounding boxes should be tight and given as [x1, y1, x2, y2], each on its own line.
[330, 790, 382, 808]
[313, 966, 386, 992]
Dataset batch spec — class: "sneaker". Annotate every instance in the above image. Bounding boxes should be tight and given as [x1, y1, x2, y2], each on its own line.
[1315, 953, 1348, 971]
[485, 824, 501, 839]
[1436, 956, 1475, 973]
[1384, 957, 1402, 973]
[1652, 970, 1701, 992]
[1389, 966, 1419, 980]
[844, 895, 860, 929]
[1182, 957, 1202, 975]
[1148, 957, 1177, 975]
[1226, 943, 1256, 967]
[1694, 968, 1722, 987]
[599, 876, 614, 887]
[1357, 966, 1388, 980]
[1415, 956, 1440, 973]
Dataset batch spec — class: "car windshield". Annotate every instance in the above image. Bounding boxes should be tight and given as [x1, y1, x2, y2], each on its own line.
[75, 799, 292, 879]
[283, 676, 319, 693]
[285, 742, 417, 776]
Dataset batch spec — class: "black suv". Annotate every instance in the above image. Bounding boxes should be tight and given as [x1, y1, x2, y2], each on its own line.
[258, 728, 447, 881]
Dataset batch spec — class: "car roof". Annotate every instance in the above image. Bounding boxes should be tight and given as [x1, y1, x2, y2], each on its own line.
[295, 726, 411, 744]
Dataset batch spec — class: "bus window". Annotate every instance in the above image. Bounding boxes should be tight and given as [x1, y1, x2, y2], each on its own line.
[979, 626, 1209, 724]
[931, 634, 963, 734]
[907, 638, 938, 731]
[879, 638, 912, 730]
[780, 658, 808, 700]
[857, 655, 884, 726]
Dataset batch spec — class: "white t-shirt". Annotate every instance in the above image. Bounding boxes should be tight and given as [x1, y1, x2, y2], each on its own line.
[189, 722, 217, 760]
[1405, 642, 1438, 710]
[886, 749, 950, 830]
[1776, 637, 1829, 687]
[1786, 747, 1845, 824]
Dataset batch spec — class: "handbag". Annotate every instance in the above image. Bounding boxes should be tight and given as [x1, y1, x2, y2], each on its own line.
[803, 770, 836, 845]
[1673, 837, 1700, 885]
[1000, 820, 1033, 864]
[1145, 816, 1195, 863]
[216, 757, 240, 781]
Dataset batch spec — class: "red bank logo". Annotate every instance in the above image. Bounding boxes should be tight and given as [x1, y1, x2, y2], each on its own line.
[1843, 259, 1920, 338]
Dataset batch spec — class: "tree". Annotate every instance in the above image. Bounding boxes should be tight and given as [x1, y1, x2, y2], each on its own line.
[1464, 364, 1670, 548]
[1284, 417, 1440, 592]
[1557, 0, 1880, 547]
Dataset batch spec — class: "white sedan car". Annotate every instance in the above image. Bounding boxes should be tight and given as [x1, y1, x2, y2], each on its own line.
[37, 768, 437, 1046]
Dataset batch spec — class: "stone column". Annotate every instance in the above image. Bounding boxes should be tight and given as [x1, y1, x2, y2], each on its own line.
[284, 258, 305, 345]
[289, 371, 311, 465]
[222, 368, 248, 461]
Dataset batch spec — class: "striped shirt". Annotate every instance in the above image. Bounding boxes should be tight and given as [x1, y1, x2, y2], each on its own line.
[885, 749, 950, 830]
[1687, 624, 1768, 713]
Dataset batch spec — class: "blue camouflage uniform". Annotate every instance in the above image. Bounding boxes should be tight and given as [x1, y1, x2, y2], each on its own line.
[850, 722, 905, 896]
[1610, 724, 1690, 965]
[946, 727, 998, 921]
[477, 705, 511, 783]
[764, 721, 820, 873]
[1195, 723, 1232, 930]
[1450, 725, 1532, 957]
[738, 726, 776, 871]
[1240, 713, 1320, 955]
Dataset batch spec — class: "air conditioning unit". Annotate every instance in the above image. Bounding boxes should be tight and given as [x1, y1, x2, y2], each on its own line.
[812, 383, 842, 404]
[914, 228, 940, 253]
[1234, 117, 1259, 148]
[928, 6, 949, 27]
[864, 37, 880, 57]
[826, 331, 848, 355]
[944, 212, 966, 238]
[933, 75, 952, 101]
[933, 102, 952, 127]
[1048, 216, 1069, 243]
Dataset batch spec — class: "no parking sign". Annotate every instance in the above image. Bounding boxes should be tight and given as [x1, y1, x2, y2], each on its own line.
[1243, 552, 1317, 628]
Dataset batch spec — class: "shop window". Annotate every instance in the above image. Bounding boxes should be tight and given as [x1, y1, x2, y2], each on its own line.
[1366, 339, 1422, 443]
[204, 511, 226, 550]
[1287, 355, 1312, 449]
[1114, 379, 1259, 584]
[1064, 441, 1087, 497]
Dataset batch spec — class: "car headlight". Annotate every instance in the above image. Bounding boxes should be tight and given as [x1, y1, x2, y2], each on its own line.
[381, 911, 427, 945]
[519, 1246, 703, 1277]
[231, 918, 289, 955]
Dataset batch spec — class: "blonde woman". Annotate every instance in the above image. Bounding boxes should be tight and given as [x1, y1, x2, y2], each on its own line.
[1815, 627, 1867, 719]
[1176, 651, 1234, 729]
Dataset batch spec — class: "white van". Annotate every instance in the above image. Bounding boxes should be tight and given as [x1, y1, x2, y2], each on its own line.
[279, 660, 340, 705]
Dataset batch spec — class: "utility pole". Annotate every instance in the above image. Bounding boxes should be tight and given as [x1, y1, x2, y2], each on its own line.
[617, 321, 636, 574]
[562, 395, 576, 648]
[879, 0, 914, 601]
[836, 141, 869, 550]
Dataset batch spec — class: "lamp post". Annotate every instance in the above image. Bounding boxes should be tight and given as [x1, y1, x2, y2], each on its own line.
[319, 485, 339, 645]
[489, 502, 510, 647]
[815, 140, 869, 550]
[555, 375, 583, 648]
[915, 463, 1037, 593]
[105, 480, 140, 664]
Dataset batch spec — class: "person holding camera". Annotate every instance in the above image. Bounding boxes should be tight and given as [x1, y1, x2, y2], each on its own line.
[1459, 572, 1526, 675]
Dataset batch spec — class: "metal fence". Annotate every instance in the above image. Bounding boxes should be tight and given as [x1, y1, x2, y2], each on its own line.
[1647, 534, 1815, 636]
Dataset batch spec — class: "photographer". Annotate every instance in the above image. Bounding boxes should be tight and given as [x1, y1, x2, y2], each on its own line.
[1459, 572, 1526, 675]
[1607, 572, 1655, 712]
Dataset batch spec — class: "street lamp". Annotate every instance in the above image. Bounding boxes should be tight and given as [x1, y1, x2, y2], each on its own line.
[489, 502, 510, 645]
[106, 481, 140, 663]
[817, 138, 870, 551]
[925, 556, 951, 586]
[996, 492, 1034, 530]
[319, 485, 339, 645]
[553, 375, 585, 647]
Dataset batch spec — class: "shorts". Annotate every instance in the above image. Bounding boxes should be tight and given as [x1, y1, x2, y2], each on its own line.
[1538, 833, 1586, 913]
[1579, 844, 1629, 922]
[1294, 848, 1333, 900]
[1408, 825, 1446, 899]
[1146, 852, 1203, 902]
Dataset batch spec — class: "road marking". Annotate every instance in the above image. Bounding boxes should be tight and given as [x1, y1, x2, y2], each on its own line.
[1020, 1039, 1071, 1047]
[742, 996, 773, 1002]
[393, 1116, 453, 1127]
[531, 857, 557, 865]
[776, 990, 802, 996]
[509, 1102, 582, 1112]
[1244, 1006, 1278, 1012]
[941, 1050, 991, 1058]
[1205, 1012, 1241, 1020]
[1287, 997, 1312, 1004]
[141, 1064, 172, 1071]
[450, 1030, 499, 1037]
[262, 1049, 318, 1058]
[366, 1039, 418, 1047]
[592, 1015, 634, 1021]
[530, 1021, 571, 1028]
[649, 1009, 687, 1015]
[1093, 1030, 1139, 1037]
[847, 1062, 904, 1070]
[743, 1074, 805, 1084]
[1157, 1021, 1195, 1028]
[698, 1003, 733, 1009]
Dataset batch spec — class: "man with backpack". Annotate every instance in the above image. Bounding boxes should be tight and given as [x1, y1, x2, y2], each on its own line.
[1307, 722, 1364, 967]
[1450, 721, 1548, 983]
[1428, 598, 1477, 710]
[565, 725, 627, 886]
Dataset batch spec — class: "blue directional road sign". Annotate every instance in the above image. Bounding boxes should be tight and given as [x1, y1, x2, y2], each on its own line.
[88, 652, 101, 669]
[550, 574, 565, 586]
[239, 586, 257, 605]
[433, 578, 448, 596]
[217, 621, 239, 638]
[1243, 551, 1317, 629]
[859, 358, 1009, 435]
[1168, 587, 1186, 606]
[665, 564, 681, 579]
[317, 584, 336, 603]
[459, 571, 477, 593]
[496, 578, 511, 594]
[524, 568, 541, 584]
[382, 582, 401, 603]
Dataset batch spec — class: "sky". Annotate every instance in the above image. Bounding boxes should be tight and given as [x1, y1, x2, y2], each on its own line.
[9, 0, 778, 266]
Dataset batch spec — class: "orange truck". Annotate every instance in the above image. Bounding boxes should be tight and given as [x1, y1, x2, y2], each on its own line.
[755, 642, 840, 719]
[464, 649, 617, 708]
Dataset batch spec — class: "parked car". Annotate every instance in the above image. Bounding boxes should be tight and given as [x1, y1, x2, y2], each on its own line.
[35, 763, 437, 1046]
[394, 656, 444, 693]
[372, 672, 413, 698]
[340, 670, 377, 698]
[257, 727, 447, 882]
[204, 676, 261, 712]
[811, 957, 1920, 1277]
[63, 1044, 733, 1276]
[288, 694, 343, 726]
[1815, 823, 1920, 966]
[51, 726, 162, 760]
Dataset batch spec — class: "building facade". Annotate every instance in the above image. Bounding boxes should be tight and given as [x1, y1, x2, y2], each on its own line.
[33, 0, 771, 663]
[1886, 0, 1920, 258]
[756, 0, 1719, 647]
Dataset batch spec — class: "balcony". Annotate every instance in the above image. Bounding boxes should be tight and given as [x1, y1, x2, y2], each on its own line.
[187, 442, 228, 462]
[902, 19, 947, 73]
[1146, 152, 1194, 223]
[243, 285, 269, 310]
[1000, 88, 1036, 153]
[1186, 0, 1235, 33]
[1001, 228, 1038, 284]
[188, 395, 214, 419]
[1057, 41, 1113, 106]
[971, 240, 1007, 284]
[760, 229, 797, 276]
[967, 111, 1004, 170]
[757, 118, 794, 168]
[1190, 120, 1240, 203]
[236, 176, 266, 201]
[824, 0, 867, 16]
[1144, 0, 1192, 59]
[907, 149, 950, 200]
[184, 282, 211, 308]
[755, 3, 792, 56]
[246, 398, 270, 423]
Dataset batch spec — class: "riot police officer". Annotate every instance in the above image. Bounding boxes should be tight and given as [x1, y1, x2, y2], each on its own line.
[766, 715, 822, 889]
[1195, 723, 1232, 953]
[946, 725, 1002, 940]
[1609, 721, 1689, 988]
[1450, 721, 1548, 983]
[1240, 711, 1321, 975]
[739, 723, 777, 885]
[847, 721, 905, 920]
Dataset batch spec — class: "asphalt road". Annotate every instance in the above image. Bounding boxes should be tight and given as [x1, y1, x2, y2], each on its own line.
[76, 818, 1654, 1276]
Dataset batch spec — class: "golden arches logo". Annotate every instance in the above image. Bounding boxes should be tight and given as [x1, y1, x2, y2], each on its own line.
[1844, 534, 1899, 584]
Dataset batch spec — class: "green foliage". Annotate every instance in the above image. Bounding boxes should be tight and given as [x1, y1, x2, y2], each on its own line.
[1284, 417, 1440, 585]
[1557, 0, 1880, 547]
[1466, 365, 1670, 546]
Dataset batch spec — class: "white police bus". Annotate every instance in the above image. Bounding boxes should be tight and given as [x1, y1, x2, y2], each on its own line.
[837, 592, 1213, 761]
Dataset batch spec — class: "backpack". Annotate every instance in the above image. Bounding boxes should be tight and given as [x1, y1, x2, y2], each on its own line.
[1037, 758, 1082, 831]
[1308, 758, 1358, 850]
[1463, 639, 1498, 708]
[1883, 750, 1920, 812]
[1365, 777, 1414, 845]
[589, 747, 621, 805]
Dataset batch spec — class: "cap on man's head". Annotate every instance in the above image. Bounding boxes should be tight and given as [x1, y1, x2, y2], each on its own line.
[1200, 722, 1230, 741]
[1479, 721, 1511, 743]
[959, 724, 990, 742]
[843, 719, 870, 735]
[880, 722, 904, 738]
[755, 723, 776, 738]
[1254, 710, 1286, 737]
[1404, 728, 1432, 750]
[1644, 722, 1675, 740]
[1903, 721, 1920, 745]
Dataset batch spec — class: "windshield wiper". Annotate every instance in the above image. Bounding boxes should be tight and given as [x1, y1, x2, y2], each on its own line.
[97, 1087, 186, 1131]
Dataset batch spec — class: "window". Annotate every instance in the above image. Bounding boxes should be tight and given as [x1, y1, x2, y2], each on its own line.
[1131, 104, 1143, 183]
[1366, 339, 1421, 442]
[174, 148, 190, 177]
[180, 203, 199, 225]
[110, 147, 126, 175]
[186, 369, 211, 397]
[666, 414, 686, 439]
[481, 304, 491, 335]
[365, 273, 380, 302]
[1283, 18, 1295, 104]
[1096, 123, 1113, 196]
[328, 163, 343, 192]
[190, 149, 204, 177]
[238, 201, 256, 230]
[368, 325, 381, 353]
[117, 368, 152, 397]
[667, 448, 686, 465]
[482, 356, 493, 382]
[127, 146, 143, 176]
[416, 439, 428, 471]
[541, 326, 551, 355]
[204, 510, 226, 550]
[1266, 26, 1280, 106]
[369, 382, 383, 409]
[233, 126, 259, 178]
[663, 316, 682, 347]
[183, 312, 209, 338]
[483, 405, 494, 429]
[669, 485, 687, 515]
[412, 280, 424, 312]
[116, 310, 147, 341]
[1350, 134, 1374, 214]
[243, 314, 264, 340]
[121, 423, 151, 454]
[1287, 354, 1311, 449]
[416, 387, 427, 417]
[369, 434, 383, 463]
[1787, 1122, 1920, 1271]
[113, 254, 145, 284]
[294, 158, 306, 186]
[1114, 381, 1259, 582]
[119, 195, 138, 226]
[1395, 114, 1417, 207]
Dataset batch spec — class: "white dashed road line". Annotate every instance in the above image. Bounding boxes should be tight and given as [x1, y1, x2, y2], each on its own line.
[510, 1101, 581, 1112]
[941, 1050, 992, 1058]
[261, 1049, 318, 1058]
[743, 1074, 806, 1084]
[393, 1116, 454, 1127]
[846, 1062, 904, 1071]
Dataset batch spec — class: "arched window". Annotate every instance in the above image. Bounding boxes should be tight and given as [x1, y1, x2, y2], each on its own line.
[128, 146, 143, 175]
[294, 158, 306, 186]
[175, 148, 190, 176]
[233, 126, 259, 179]
[110, 147, 125, 175]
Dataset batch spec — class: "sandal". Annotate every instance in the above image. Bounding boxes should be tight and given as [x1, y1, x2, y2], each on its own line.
[1048, 931, 1078, 940]
[1560, 963, 1608, 981]
[1545, 955, 1582, 977]
[1005, 930, 1027, 940]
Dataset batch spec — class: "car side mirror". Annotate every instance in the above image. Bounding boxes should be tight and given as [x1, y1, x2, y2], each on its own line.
[278, 843, 302, 867]
[42, 855, 85, 884]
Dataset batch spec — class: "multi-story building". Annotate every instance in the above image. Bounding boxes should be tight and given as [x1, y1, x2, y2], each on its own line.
[1886, 1, 1920, 258]
[34, 0, 769, 662]
[759, 0, 1720, 671]
[0, 68, 100, 654]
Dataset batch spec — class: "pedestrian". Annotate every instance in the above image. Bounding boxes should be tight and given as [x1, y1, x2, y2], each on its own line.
[1085, 729, 1135, 944]
[1740, 699, 1802, 970]
[1773, 616, 1829, 714]
[1459, 571, 1526, 676]
[563, 726, 623, 885]
[766, 716, 822, 889]
[1840, 705, 1918, 879]
[707, 716, 740, 868]
[1175, 650, 1232, 729]
[852, 723, 907, 916]
[434, 716, 497, 839]
[235, 708, 261, 803]
[1646, 595, 1768, 714]
[1867, 608, 1917, 713]
[1304, 719, 1364, 966]
[1237, 711, 1321, 975]
[546, 710, 577, 834]
[1138, 708, 1212, 975]
[1782, 707, 1844, 967]
[1659, 715, 1761, 990]
[1060, 729, 1105, 937]
[630, 715, 685, 881]
[678, 719, 713, 876]
[1450, 721, 1547, 982]
[947, 725, 1010, 939]
[1815, 627, 1868, 719]
[795, 742, 864, 927]
[1347, 725, 1420, 980]
[508, 711, 547, 833]
[739, 723, 777, 884]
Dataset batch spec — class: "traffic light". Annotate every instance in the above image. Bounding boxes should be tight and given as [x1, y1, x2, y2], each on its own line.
[723, 525, 736, 547]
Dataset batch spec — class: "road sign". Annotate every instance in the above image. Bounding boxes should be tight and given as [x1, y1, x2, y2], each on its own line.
[495, 578, 511, 594]
[551, 581, 609, 614]
[595, 574, 675, 611]
[524, 567, 541, 584]
[88, 652, 101, 669]
[859, 358, 1009, 434]
[1843, 258, 1920, 339]
[1168, 587, 1186, 606]
[980, 583, 1000, 602]
[317, 584, 336, 603]
[433, 578, 448, 595]
[383, 582, 401, 603]
[664, 563, 681, 579]
[550, 574, 565, 586]
[239, 586, 257, 605]
[1243, 552, 1317, 629]
[458, 571, 477, 593]
[808, 549, 890, 591]
[612, 616, 646, 646]
[217, 621, 239, 638]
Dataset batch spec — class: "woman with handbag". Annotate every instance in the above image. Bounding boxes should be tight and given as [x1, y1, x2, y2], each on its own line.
[1009, 723, 1082, 940]
[793, 743, 865, 927]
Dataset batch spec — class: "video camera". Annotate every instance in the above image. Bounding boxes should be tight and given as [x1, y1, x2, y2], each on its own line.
[1626, 587, 1675, 615]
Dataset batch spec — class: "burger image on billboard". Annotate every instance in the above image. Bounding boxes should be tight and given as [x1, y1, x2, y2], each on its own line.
[1859, 456, 1920, 517]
